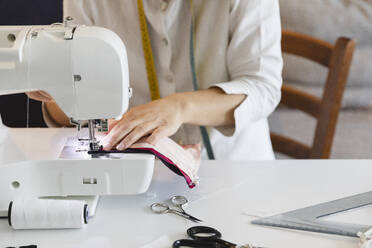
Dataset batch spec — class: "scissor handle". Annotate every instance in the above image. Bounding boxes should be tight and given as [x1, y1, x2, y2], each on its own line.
[187, 226, 221, 240]
[150, 203, 170, 214]
[187, 226, 237, 247]
[171, 195, 188, 207]
[172, 239, 218, 248]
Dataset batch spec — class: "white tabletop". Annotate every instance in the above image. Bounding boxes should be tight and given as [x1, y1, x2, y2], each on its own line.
[0, 128, 371, 248]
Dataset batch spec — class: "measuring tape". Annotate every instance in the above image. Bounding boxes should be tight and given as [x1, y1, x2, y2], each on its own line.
[137, 0, 215, 159]
[137, 0, 161, 101]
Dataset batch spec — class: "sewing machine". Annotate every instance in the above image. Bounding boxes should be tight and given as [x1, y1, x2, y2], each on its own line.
[0, 20, 155, 216]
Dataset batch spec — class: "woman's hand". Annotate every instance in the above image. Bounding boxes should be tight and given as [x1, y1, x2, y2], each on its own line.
[101, 93, 186, 151]
[100, 88, 245, 151]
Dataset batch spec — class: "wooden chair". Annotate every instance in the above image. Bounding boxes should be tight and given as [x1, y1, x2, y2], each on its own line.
[271, 30, 355, 159]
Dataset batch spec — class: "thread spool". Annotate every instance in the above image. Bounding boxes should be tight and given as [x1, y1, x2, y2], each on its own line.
[8, 199, 88, 229]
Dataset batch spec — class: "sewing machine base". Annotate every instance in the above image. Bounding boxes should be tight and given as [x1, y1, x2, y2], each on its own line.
[0, 155, 155, 212]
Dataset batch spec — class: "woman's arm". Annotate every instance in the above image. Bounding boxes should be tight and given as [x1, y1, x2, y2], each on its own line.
[173, 87, 245, 127]
[26, 91, 72, 127]
[27, 88, 244, 150]
[101, 88, 245, 150]
[44, 101, 73, 127]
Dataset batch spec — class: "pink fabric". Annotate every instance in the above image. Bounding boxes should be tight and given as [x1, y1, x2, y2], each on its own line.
[130, 137, 200, 188]
[93, 137, 201, 188]
[129, 147, 196, 188]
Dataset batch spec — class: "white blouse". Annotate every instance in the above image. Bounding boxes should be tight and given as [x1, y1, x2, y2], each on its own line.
[62, 0, 283, 160]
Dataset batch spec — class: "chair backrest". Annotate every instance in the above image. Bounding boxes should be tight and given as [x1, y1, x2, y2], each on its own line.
[271, 30, 355, 159]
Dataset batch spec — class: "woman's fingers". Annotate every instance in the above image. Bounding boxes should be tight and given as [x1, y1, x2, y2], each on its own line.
[146, 126, 170, 145]
[116, 122, 156, 150]
[101, 121, 137, 150]
[106, 119, 120, 133]
[101, 96, 184, 151]
[101, 112, 152, 150]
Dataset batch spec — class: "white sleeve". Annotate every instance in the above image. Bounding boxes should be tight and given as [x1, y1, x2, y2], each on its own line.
[212, 0, 283, 137]
[63, 0, 95, 25]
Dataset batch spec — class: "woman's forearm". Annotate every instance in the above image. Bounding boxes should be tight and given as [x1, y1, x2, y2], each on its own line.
[101, 87, 245, 150]
[44, 88, 244, 128]
[44, 102, 72, 127]
[177, 87, 246, 127]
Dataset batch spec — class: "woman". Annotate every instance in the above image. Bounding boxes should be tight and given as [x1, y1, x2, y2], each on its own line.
[28, 0, 283, 160]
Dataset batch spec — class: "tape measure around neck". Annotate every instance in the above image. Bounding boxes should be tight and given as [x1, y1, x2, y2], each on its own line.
[137, 0, 215, 159]
[137, 0, 161, 101]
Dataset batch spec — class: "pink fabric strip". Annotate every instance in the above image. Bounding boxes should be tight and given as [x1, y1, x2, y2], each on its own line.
[129, 147, 195, 188]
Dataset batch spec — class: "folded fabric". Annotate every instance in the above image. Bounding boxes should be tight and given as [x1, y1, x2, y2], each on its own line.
[89, 137, 200, 188]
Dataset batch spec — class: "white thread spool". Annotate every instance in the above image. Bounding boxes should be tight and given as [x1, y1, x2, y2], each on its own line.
[8, 199, 88, 229]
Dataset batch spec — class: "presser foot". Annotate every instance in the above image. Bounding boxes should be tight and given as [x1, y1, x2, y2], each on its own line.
[89, 141, 101, 152]
[70, 118, 109, 154]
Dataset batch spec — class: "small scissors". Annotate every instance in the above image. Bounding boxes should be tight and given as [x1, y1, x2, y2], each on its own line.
[151, 195, 202, 223]
[173, 226, 267, 248]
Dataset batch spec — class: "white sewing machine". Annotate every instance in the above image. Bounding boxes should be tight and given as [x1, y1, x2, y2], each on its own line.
[0, 19, 155, 218]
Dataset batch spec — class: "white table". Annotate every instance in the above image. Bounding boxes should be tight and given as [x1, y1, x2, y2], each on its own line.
[0, 128, 371, 248]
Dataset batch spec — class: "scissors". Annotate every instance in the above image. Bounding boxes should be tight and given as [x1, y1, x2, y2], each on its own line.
[151, 195, 202, 223]
[173, 226, 267, 248]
